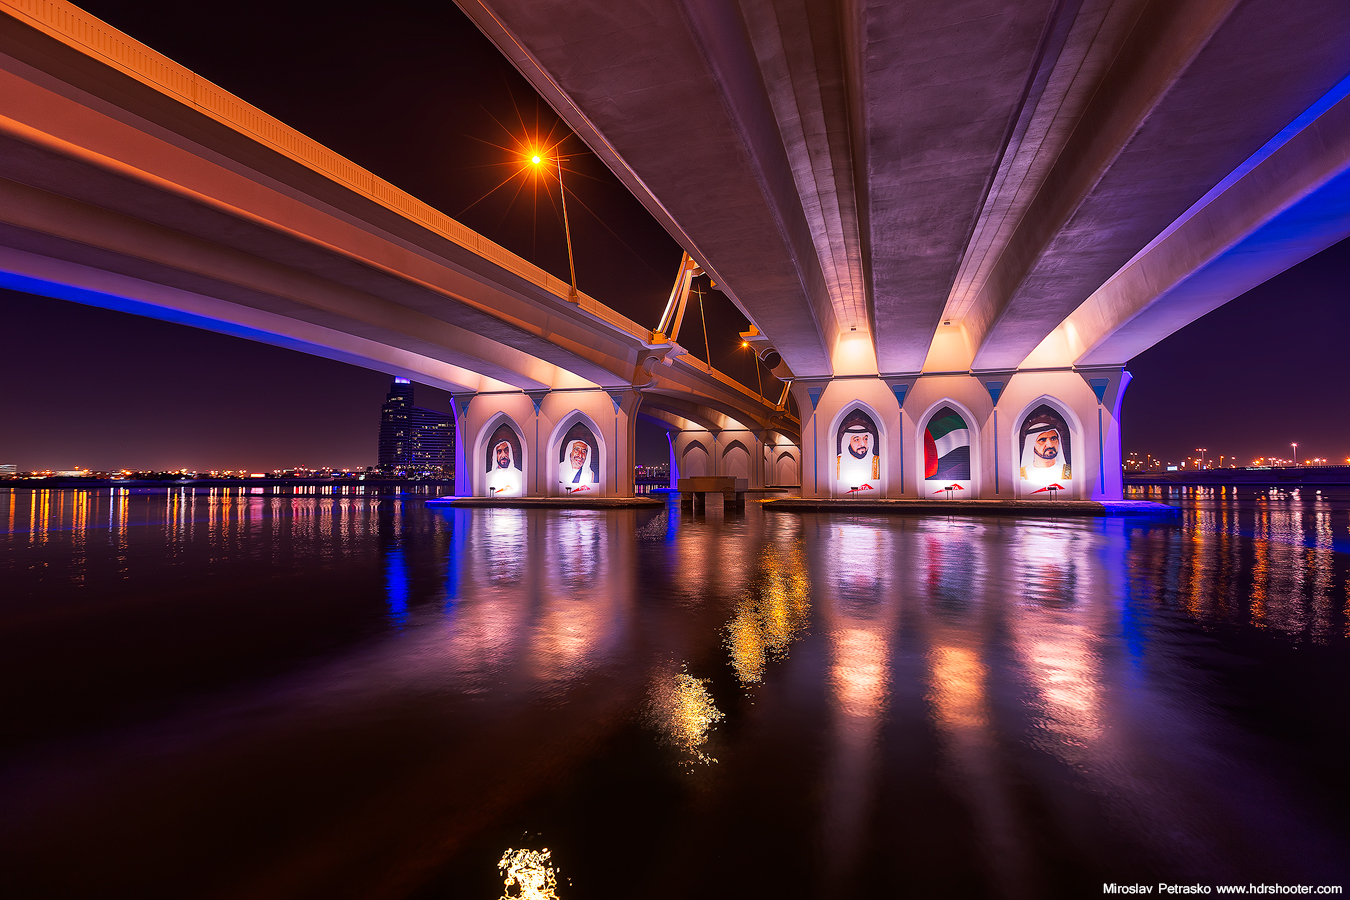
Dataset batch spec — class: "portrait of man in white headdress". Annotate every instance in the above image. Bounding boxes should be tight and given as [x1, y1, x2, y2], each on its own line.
[835, 408, 881, 497]
[484, 423, 524, 497]
[1018, 405, 1072, 492]
[558, 421, 599, 494]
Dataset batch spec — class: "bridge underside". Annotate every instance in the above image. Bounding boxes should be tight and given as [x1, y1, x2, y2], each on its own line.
[460, 0, 1350, 379]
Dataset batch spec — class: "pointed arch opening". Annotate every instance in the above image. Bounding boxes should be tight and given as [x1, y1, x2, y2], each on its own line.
[681, 439, 710, 478]
[548, 410, 607, 498]
[476, 413, 527, 498]
[772, 449, 799, 487]
[721, 439, 751, 482]
[916, 400, 980, 499]
[1012, 396, 1083, 500]
[827, 401, 887, 498]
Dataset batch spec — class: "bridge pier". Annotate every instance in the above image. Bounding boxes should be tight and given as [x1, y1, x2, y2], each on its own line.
[790, 369, 1129, 501]
[452, 388, 642, 499]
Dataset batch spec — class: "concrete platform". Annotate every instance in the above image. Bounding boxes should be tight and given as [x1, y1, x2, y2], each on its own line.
[426, 496, 664, 509]
[760, 498, 1179, 517]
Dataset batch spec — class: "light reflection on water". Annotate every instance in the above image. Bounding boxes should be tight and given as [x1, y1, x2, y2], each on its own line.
[497, 847, 560, 900]
[0, 488, 1348, 898]
[724, 525, 810, 686]
[649, 665, 724, 767]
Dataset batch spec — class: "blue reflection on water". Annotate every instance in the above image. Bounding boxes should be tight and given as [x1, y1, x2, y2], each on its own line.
[442, 509, 471, 609]
[384, 544, 410, 627]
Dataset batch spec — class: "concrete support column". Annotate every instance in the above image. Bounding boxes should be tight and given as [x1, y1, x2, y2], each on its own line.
[607, 389, 642, 497]
[449, 392, 476, 497]
[666, 430, 679, 489]
[672, 430, 714, 480]
[750, 431, 767, 489]
[791, 378, 893, 499]
[762, 433, 802, 489]
[526, 390, 549, 497]
[788, 381, 825, 498]
[1078, 367, 1131, 501]
[995, 367, 1129, 501]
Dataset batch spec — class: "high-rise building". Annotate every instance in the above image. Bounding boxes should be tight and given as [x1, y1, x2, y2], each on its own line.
[377, 378, 455, 478]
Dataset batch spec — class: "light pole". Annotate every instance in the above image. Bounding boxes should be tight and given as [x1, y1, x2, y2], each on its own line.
[1292, 442, 1298, 466]
[742, 340, 764, 400]
[532, 151, 579, 303]
[1196, 448, 1207, 469]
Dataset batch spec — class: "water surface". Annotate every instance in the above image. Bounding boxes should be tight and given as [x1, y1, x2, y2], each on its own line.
[1, 487, 1347, 898]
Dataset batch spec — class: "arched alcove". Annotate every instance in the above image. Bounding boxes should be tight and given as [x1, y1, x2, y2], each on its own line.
[722, 439, 750, 481]
[548, 410, 607, 497]
[476, 413, 527, 498]
[681, 439, 710, 478]
[773, 449, 799, 487]
[1011, 396, 1083, 500]
[826, 401, 888, 498]
[915, 399, 980, 499]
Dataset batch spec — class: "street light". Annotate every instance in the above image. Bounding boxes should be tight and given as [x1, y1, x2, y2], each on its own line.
[531, 149, 579, 303]
[1292, 442, 1298, 466]
[741, 340, 764, 400]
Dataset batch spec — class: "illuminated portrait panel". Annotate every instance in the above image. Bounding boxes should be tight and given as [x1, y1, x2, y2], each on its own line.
[483, 422, 524, 498]
[923, 406, 972, 498]
[1016, 404, 1072, 497]
[835, 408, 882, 498]
[556, 421, 600, 495]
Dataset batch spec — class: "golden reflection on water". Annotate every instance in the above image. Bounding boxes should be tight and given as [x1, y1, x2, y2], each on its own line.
[831, 627, 888, 718]
[814, 519, 895, 885]
[1010, 528, 1104, 752]
[925, 639, 1030, 883]
[650, 666, 724, 766]
[724, 541, 810, 685]
[531, 514, 618, 683]
[497, 847, 560, 900]
[928, 645, 988, 732]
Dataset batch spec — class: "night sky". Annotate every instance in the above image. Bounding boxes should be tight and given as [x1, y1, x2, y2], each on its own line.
[1, 2, 1346, 471]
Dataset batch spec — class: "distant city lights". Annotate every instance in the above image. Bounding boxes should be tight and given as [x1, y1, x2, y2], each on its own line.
[1122, 450, 1344, 472]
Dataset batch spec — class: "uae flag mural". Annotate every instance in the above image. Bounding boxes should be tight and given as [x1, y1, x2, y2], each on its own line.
[924, 407, 972, 497]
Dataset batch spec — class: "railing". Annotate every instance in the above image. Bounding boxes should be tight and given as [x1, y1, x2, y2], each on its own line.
[672, 351, 796, 422]
[1, 0, 652, 344]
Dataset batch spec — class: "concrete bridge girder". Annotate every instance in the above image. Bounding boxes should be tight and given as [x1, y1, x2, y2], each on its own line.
[963, 0, 1350, 372]
[0, 100, 629, 391]
[1030, 78, 1350, 368]
[0, 6, 785, 436]
[637, 396, 725, 436]
[635, 407, 697, 435]
[0, 173, 563, 393]
[0, 243, 508, 395]
[460, 0, 1350, 384]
